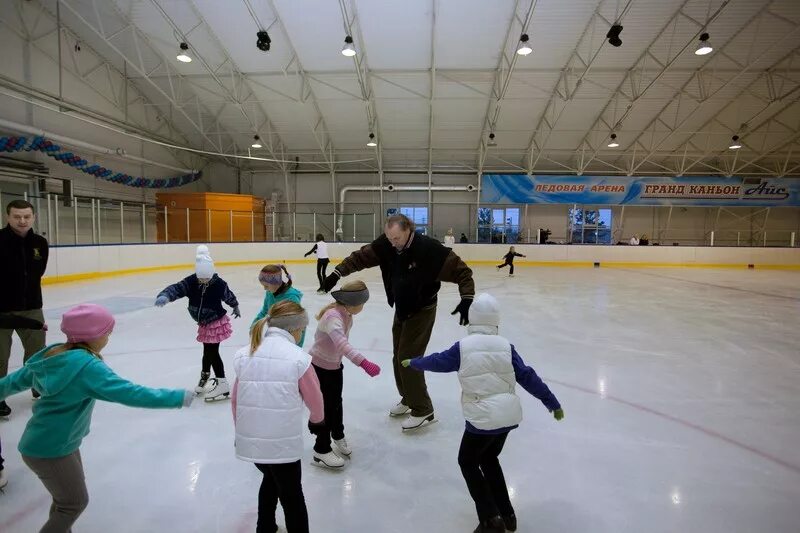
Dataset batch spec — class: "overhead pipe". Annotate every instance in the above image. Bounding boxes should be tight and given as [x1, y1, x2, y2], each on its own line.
[0, 118, 195, 174]
[339, 183, 477, 224]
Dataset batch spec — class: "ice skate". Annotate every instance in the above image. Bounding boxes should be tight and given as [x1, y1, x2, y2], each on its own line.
[509, 273, 514, 277]
[194, 372, 211, 395]
[389, 401, 410, 417]
[333, 437, 351, 457]
[502, 513, 517, 532]
[401, 412, 436, 431]
[312, 451, 345, 469]
[473, 516, 505, 533]
[0, 469, 7, 491]
[203, 377, 230, 401]
[0, 401, 10, 420]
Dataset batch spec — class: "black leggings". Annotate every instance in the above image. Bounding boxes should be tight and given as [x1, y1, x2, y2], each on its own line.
[255, 461, 308, 533]
[312, 364, 344, 454]
[497, 261, 514, 275]
[316, 258, 330, 289]
[202, 342, 225, 377]
[458, 430, 514, 522]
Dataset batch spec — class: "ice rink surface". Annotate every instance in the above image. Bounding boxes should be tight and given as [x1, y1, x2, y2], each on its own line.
[1, 264, 799, 533]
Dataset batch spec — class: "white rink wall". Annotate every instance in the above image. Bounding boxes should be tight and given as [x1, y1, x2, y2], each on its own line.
[43, 242, 800, 283]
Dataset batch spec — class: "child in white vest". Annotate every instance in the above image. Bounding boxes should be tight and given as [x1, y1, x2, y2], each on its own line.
[402, 293, 564, 533]
[233, 300, 324, 533]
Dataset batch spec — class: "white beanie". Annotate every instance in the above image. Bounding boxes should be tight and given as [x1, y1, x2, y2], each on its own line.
[468, 293, 500, 327]
[195, 244, 215, 279]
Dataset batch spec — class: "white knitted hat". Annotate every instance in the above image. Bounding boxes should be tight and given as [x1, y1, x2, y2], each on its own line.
[468, 293, 500, 327]
[195, 244, 215, 279]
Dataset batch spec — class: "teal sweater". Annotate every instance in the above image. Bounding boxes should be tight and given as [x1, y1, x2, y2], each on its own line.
[252, 285, 305, 346]
[0, 345, 185, 458]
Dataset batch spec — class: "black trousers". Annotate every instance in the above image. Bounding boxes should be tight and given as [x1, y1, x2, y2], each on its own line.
[316, 258, 330, 289]
[312, 363, 344, 454]
[202, 342, 225, 377]
[497, 261, 514, 275]
[255, 461, 308, 533]
[391, 305, 436, 416]
[458, 430, 514, 522]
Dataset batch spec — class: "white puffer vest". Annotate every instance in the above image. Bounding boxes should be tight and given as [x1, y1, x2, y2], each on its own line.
[458, 332, 522, 431]
[233, 328, 311, 463]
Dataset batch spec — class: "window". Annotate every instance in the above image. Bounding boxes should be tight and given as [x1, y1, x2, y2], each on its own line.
[478, 207, 520, 243]
[569, 206, 612, 244]
[400, 206, 428, 235]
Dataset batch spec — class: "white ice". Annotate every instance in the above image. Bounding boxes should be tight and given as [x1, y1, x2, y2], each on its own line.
[1, 265, 799, 533]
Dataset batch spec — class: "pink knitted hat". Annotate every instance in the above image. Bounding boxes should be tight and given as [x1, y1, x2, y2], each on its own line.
[60, 304, 115, 343]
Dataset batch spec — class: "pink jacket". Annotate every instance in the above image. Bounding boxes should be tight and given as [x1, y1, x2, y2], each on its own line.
[309, 306, 365, 370]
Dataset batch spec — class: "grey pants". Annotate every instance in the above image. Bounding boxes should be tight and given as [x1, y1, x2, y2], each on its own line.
[0, 309, 46, 378]
[22, 450, 89, 533]
[391, 304, 436, 416]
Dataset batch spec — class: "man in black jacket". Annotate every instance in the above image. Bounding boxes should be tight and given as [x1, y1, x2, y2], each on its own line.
[322, 214, 475, 431]
[0, 200, 49, 416]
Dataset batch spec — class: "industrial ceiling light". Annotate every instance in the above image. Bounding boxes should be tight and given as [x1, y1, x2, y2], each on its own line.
[606, 24, 623, 47]
[695, 32, 713, 55]
[366, 133, 377, 147]
[251, 135, 262, 149]
[176, 42, 192, 63]
[342, 35, 356, 57]
[607, 133, 619, 148]
[487, 133, 497, 147]
[728, 135, 742, 150]
[516, 34, 532, 56]
[256, 31, 271, 52]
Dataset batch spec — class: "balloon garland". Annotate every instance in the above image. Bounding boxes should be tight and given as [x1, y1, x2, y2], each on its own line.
[0, 135, 201, 189]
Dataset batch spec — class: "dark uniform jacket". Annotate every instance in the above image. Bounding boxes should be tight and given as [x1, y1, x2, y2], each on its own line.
[334, 233, 474, 321]
[0, 225, 49, 313]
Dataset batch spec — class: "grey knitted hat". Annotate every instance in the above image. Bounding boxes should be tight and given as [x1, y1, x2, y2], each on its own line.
[332, 286, 370, 307]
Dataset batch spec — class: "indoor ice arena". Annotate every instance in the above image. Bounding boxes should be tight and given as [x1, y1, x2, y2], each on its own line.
[0, 1, 799, 532]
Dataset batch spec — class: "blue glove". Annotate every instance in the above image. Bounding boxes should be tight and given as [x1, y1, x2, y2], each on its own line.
[155, 295, 169, 307]
[232, 306, 241, 318]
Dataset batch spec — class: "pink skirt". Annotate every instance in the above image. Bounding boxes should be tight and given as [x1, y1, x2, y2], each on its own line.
[197, 314, 233, 343]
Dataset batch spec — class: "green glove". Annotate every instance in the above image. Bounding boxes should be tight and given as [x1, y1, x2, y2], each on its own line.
[401, 359, 412, 368]
[553, 408, 564, 421]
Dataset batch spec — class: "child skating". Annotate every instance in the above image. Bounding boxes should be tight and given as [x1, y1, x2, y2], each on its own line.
[304, 233, 330, 293]
[0, 303, 192, 531]
[233, 300, 324, 533]
[496, 246, 525, 277]
[402, 293, 564, 533]
[155, 245, 240, 401]
[253, 264, 305, 346]
[308, 280, 380, 468]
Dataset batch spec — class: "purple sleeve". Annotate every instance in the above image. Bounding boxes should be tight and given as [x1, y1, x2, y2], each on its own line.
[409, 342, 461, 373]
[511, 345, 561, 412]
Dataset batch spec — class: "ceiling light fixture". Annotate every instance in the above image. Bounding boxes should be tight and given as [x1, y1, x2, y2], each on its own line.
[256, 31, 271, 52]
[606, 24, 623, 47]
[487, 133, 497, 147]
[607, 133, 619, 148]
[342, 35, 356, 57]
[695, 33, 713, 55]
[366, 133, 377, 147]
[251, 135, 262, 149]
[516, 34, 532, 56]
[728, 135, 742, 150]
[176, 42, 192, 63]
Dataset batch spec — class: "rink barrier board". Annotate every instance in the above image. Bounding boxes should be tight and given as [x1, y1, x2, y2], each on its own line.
[40, 242, 800, 284]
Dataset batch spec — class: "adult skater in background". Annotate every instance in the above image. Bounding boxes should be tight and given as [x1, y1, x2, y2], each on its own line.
[444, 228, 456, 246]
[0, 199, 49, 416]
[304, 233, 330, 293]
[322, 213, 475, 431]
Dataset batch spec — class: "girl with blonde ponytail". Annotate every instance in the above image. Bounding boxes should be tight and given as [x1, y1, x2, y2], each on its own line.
[307, 279, 380, 467]
[233, 299, 323, 533]
[251, 264, 305, 346]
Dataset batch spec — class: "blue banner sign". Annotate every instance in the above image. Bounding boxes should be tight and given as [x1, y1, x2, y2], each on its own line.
[481, 174, 800, 206]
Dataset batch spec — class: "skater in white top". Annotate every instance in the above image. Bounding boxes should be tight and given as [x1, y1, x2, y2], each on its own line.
[444, 228, 456, 246]
[304, 234, 330, 294]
